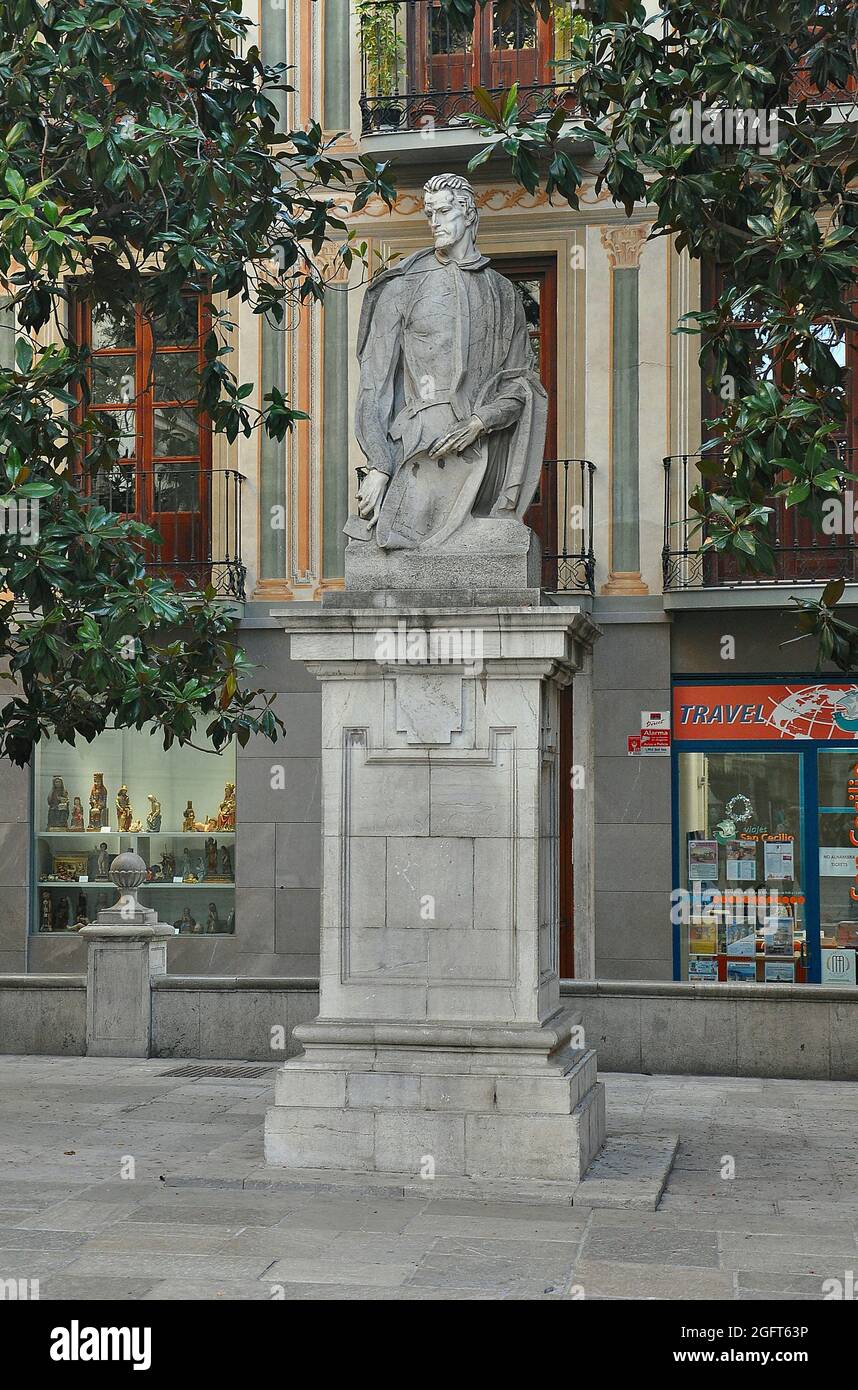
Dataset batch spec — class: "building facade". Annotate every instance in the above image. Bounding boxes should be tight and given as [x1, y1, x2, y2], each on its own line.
[4, 0, 858, 1000]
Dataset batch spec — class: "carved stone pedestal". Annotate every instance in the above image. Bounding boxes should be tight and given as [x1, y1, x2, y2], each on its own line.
[265, 605, 605, 1190]
[79, 852, 174, 1058]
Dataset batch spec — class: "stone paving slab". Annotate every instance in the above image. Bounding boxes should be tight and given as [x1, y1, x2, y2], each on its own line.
[2, 1057, 857, 1300]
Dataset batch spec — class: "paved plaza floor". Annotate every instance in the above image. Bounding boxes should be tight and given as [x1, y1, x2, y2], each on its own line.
[0, 1055, 856, 1300]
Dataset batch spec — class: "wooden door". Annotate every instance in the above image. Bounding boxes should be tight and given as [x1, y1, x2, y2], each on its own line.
[75, 296, 211, 590]
[481, 0, 545, 90]
[494, 255, 558, 584]
[496, 255, 572, 972]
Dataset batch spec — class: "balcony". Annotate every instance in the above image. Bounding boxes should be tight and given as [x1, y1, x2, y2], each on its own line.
[662, 451, 858, 594]
[79, 464, 246, 601]
[540, 457, 596, 594]
[358, 0, 584, 136]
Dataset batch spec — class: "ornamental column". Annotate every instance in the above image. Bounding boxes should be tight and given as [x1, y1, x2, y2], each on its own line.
[600, 223, 650, 596]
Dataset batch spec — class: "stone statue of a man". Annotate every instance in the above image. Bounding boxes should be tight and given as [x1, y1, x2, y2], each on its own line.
[348, 173, 547, 555]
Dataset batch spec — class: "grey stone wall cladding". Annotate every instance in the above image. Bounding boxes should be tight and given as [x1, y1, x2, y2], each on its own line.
[590, 616, 673, 981]
[4, 977, 858, 1079]
[235, 627, 322, 977]
[0, 759, 30, 973]
[0, 977, 86, 1054]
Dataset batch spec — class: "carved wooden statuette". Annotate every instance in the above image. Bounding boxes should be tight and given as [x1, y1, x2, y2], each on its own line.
[216, 782, 236, 832]
[88, 773, 108, 830]
[47, 775, 70, 830]
[116, 784, 133, 833]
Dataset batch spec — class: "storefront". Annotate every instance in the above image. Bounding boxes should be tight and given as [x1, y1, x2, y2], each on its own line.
[672, 678, 858, 986]
[34, 723, 236, 937]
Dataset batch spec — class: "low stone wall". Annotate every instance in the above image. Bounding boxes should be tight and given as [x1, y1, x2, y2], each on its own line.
[0, 975, 86, 1055]
[563, 980, 858, 1081]
[2, 974, 857, 1078]
[151, 976, 319, 1061]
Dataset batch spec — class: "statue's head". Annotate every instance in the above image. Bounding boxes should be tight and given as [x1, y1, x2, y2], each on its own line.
[423, 174, 478, 260]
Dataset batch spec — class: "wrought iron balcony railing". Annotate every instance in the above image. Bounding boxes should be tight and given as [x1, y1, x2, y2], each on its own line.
[358, 0, 584, 135]
[79, 464, 246, 600]
[662, 450, 858, 591]
[541, 457, 595, 593]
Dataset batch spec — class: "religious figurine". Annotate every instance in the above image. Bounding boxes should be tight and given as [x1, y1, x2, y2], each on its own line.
[205, 902, 220, 934]
[181, 848, 196, 882]
[204, 816, 217, 832]
[47, 775, 70, 830]
[74, 905, 89, 929]
[88, 773, 108, 830]
[216, 782, 236, 832]
[174, 907, 197, 934]
[54, 895, 71, 931]
[116, 785, 132, 832]
[349, 173, 546, 555]
[40, 891, 53, 932]
[96, 842, 111, 879]
[226, 909, 235, 934]
[76, 891, 88, 922]
[204, 836, 218, 878]
[160, 850, 176, 881]
[70, 796, 85, 832]
[129, 818, 142, 833]
[194, 853, 206, 881]
[182, 800, 196, 832]
[146, 793, 162, 834]
[220, 845, 233, 880]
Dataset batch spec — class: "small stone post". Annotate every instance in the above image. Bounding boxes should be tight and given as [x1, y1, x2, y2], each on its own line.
[79, 851, 174, 1058]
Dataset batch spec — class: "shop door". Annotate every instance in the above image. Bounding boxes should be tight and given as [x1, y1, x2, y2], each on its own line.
[816, 749, 858, 984]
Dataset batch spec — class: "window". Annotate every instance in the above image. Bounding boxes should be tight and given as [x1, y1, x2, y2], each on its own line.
[74, 295, 213, 589]
[34, 722, 236, 936]
[699, 262, 858, 583]
[674, 679, 858, 985]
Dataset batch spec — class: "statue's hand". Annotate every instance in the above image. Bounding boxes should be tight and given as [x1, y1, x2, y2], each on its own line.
[356, 467, 389, 525]
[428, 414, 485, 459]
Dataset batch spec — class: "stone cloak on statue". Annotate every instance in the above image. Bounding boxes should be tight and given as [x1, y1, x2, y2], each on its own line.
[353, 248, 548, 551]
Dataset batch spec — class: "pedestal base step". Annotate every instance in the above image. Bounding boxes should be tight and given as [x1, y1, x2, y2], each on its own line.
[161, 1134, 678, 1210]
[264, 1048, 606, 1184]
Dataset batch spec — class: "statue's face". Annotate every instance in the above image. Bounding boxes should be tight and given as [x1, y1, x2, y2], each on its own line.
[424, 190, 472, 253]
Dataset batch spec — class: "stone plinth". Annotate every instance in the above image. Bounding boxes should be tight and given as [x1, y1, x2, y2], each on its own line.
[344, 517, 541, 598]
[265, 606, 606, 1188]
[79, 853, 174, 1058]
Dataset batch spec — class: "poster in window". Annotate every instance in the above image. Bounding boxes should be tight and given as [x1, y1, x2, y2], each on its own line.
[726, 961, 757, 982]
[726, 839, 757, 881]
[689, 920, 717, 956]
[822, 947, 857, 985]
[725, 922, 756, 957]
[688, 957, 718, 981]
[764, 961, 795, 983]
[763, 838, 794, 881]
[688, 839, 718, 881]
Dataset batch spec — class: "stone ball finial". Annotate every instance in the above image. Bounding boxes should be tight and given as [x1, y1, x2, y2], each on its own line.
[110, 850, 147, 897]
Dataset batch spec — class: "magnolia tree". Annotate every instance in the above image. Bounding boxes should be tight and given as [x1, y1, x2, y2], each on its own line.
[0, 0, 392, 765]
[461, 0, 858, 665]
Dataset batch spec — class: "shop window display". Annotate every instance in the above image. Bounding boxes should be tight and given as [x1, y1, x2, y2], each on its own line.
[34, 725, 236, 935]
[677, 750, 807, 983]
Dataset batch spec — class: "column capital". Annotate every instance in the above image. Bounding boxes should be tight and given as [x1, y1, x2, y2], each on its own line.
[600, 222, 650, 270]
